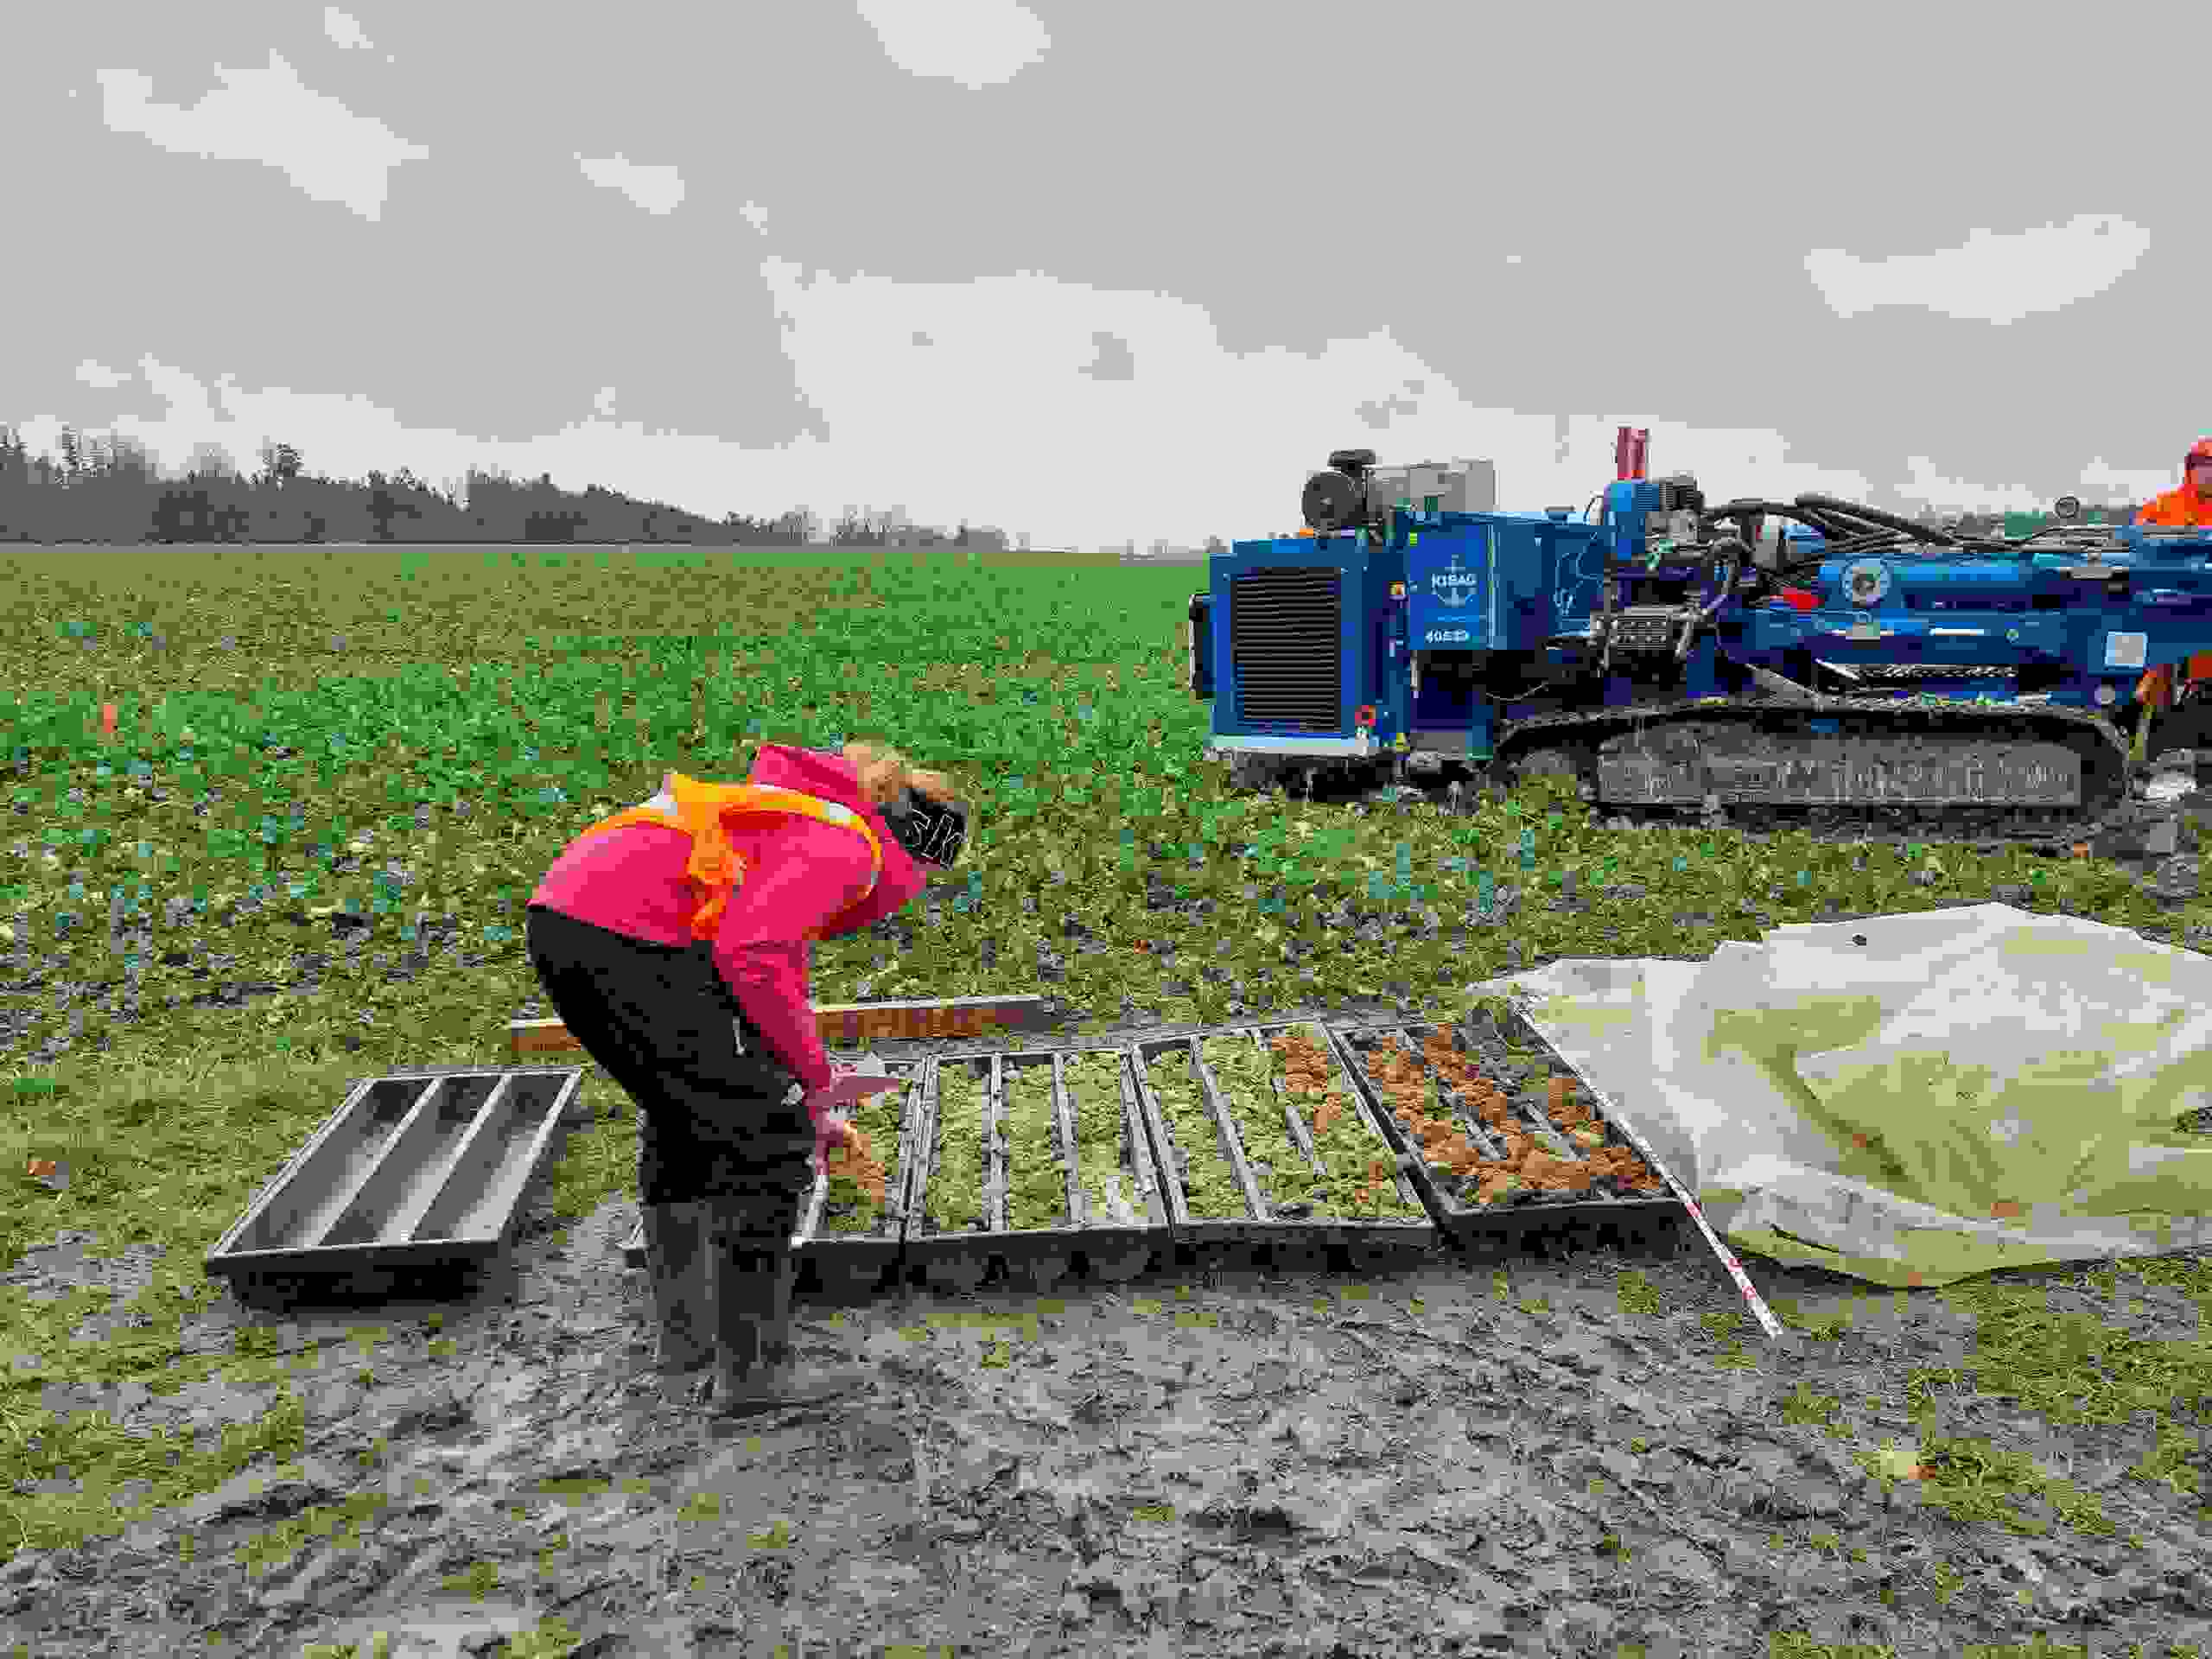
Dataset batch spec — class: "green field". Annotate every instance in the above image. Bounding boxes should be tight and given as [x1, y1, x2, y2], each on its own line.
[0, 540, 2205, 1567]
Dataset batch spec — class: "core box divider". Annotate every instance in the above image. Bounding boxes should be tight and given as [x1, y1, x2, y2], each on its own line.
[904, 1053, 1020, 1292]
[1450, 1006, 1678, 1180]
[899, 1046, 1167, 1293]
[793, 1057, 929, 1298]
[1129, 1034, 1266, 1244]
[1241, 1020, 1436, 1263]
[1186, 1024, 1438, 1267]
[1321, 1020, 1684, 1254]
[1042, 1046, 1167, 1282]
[1054, 1056, 1084, 1226]
[206, 1064, 588, 1300]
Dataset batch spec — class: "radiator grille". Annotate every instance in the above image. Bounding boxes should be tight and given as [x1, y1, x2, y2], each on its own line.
[1230, 566, 1342, 729]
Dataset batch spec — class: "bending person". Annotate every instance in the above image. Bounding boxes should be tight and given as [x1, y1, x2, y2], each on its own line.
[526, 738, 968, 1415]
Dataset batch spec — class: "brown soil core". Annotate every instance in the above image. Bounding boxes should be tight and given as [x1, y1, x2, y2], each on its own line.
[1353, 1029, 1664, 1204]
[1267, 1027, 1400, 1210]
[824, 1126, 889, 1206]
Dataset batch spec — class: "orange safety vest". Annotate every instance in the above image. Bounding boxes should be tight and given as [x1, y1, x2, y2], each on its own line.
[569, 772, 885, 944]
[2137, 486, 2212, 529]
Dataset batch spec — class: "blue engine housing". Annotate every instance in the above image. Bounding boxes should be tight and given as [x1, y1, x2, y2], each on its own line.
[1187, 478, 2212, 784]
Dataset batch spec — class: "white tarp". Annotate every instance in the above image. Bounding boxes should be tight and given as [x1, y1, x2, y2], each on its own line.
[1466, 904, 2212, 1288]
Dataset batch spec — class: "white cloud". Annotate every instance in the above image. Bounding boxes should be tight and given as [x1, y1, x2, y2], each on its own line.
[739, 200, 769, 233]
[2076, 454, 2192, 505]
[853, 0, 1050, 91]
[95, 52, 430, 222]
[10, 358, 248, 480]
[140, 356, 225, 431]
[16, 278, 2174, 551]
[1892, 454, 2087, 515]
[1804, 214, 2152, 326]
[748, 259, 1894, 546]
[19, 359, 492, 493]
[575, 153, 686, 216]
[323, 7, 374, 51]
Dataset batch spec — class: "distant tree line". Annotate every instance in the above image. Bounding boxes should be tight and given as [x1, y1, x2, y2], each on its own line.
[1907, 506, 2139, 535]
[818, 505, 1010, 551]
[0, 427, 1011, 549]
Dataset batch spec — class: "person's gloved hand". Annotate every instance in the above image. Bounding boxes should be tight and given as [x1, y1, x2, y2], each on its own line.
[810, 1065, 893, 1173]
[822, 1064, 899, 1110]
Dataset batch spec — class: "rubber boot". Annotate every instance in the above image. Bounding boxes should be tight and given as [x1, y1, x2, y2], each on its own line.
[635, 1200, 715, 1402]
[703, 1200, 868, 1417]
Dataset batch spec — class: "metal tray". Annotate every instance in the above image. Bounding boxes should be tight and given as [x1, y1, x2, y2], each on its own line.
[1325, 1020, 1682, 1255]
[1014, 1046, 1169, 1284]
[1236, 1021, 1438, 1268]
[904, 1050, 1167, 1291]
[205, 1064, 589, 1300]
[904, 1054, 992, 1291]
[798, 1057, 929, 1297]
[1128, 1034, 1255, 1243]
[1127, 1029, 1430, 1268]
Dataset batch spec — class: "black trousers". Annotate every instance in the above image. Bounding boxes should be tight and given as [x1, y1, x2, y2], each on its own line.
[526, 904, 814, 1224]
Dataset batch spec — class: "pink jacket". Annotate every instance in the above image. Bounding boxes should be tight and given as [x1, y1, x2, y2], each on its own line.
[529, 745, 927, 1093]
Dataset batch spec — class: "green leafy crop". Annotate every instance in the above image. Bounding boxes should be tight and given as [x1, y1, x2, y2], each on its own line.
[1004, 1060, 1067, 1231]
[1065, 1049, 1134, 1224]
[1, 544, 2204, 1582]
[928, 1060, 988, 1234]
[1147, 1048, 1245, 1220]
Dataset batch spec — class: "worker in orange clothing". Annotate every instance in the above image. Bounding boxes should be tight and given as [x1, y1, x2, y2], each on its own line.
[2137, 438, 2212, 527]
[2129, 440, 2212, 762]
[2133, 650, 2212, 764]
[2134, 631, 2212, 757]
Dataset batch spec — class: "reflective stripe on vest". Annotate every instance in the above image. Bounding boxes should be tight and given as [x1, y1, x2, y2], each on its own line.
[569, 772, 884, 943]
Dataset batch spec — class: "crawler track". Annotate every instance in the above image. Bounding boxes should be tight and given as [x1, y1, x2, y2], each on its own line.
[1485, 693, 2137, 854]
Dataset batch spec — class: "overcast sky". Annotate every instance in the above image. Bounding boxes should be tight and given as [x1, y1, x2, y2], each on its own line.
[4, 2, 2200, 550]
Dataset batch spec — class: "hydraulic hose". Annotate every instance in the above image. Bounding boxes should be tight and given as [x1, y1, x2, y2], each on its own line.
[1795, 493, 1960, 547]
[1702, 499, 1854, 539]
[1676, 544, 1744, 660]
[1700, 499, 1797, 524]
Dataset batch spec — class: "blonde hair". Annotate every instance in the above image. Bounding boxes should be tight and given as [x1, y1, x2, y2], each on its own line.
[842, 740, 961, 810]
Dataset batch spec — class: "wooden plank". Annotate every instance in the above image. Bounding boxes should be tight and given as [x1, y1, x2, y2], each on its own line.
[511, 995, 1052, 1062]
[510, 1017, 586, 1058]
[812, 995, 1052, 1047]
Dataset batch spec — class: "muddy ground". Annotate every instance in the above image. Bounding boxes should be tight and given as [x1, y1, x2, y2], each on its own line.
[3, 1162, 2209, 1659]
[4, 856, 2210, 1658]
